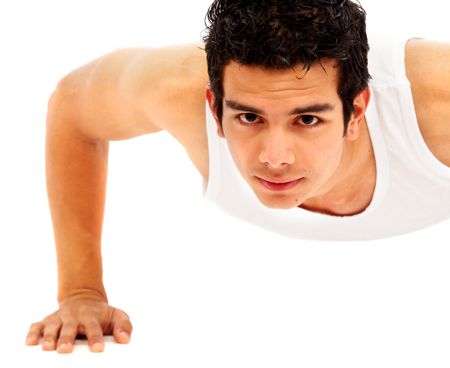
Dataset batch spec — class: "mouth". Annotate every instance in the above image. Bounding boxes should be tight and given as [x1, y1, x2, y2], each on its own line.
[256, 176, 304, 192]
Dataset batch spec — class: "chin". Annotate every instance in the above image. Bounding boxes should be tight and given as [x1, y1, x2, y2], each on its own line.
[256, 193, 301, 210]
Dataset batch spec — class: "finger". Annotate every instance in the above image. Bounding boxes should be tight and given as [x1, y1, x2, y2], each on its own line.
[56, 321, 78, 354]
[83, 320, 104, 353]
[42, 319, 63, 351]
[112, 309, 133, 344]
[26, 322, 45, 346]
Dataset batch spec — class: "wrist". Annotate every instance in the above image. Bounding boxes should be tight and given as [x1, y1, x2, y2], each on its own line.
[58, 287, 108, 305]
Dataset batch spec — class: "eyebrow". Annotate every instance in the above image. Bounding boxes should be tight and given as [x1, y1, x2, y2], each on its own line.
[224, 100, 335, 115]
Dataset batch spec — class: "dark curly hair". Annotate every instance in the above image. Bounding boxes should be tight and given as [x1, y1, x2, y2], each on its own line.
[203, 0, 370, 134]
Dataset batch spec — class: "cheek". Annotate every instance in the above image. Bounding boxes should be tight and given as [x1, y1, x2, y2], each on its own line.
[300, 132, 344, 174]
[222, 119, 260, 166]
[224, 118, 345, 177]
[224, 134, 254, 170]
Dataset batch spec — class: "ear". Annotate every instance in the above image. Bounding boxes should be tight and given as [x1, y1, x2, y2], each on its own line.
[345, 87, 371, 141]
[205, 86, 225, 138]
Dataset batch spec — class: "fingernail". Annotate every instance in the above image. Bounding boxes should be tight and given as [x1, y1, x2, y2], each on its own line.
[43, 340, 53, 350]
[92, 342, 103, 352]
[119, 331, 129, 340]
[57, 343, 68, 352]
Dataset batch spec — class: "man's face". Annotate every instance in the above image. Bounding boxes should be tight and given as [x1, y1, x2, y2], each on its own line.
[207, 60, 363, 210]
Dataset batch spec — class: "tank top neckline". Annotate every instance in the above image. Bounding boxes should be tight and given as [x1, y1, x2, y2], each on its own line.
[294, 90, 389, 220]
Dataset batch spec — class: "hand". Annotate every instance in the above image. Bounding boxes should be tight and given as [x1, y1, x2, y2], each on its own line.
[25, 295, 133, 353]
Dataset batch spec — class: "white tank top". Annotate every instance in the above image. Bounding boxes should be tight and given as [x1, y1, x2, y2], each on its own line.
[202, 36, 450, 241]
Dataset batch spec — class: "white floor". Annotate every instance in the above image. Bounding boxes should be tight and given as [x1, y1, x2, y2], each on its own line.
[4, 131, 450, 368]
[1, 1, 449, 367]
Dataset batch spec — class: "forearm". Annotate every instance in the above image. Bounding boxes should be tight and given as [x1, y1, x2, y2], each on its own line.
[45, 91, 109, 303]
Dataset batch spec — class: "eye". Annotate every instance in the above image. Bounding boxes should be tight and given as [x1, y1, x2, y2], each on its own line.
[298, 115, 320, 127]
[238, 113, 261, 125]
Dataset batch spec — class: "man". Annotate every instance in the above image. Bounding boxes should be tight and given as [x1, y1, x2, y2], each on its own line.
[26, 0, 450, 354]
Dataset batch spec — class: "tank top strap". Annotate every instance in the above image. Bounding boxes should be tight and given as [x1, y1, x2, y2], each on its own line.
[368, 35, 419, 87]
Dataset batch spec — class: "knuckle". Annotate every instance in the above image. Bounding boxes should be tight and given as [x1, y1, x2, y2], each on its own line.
[42, 333, 56, 341]
[60, 328, 78, 340]
[29, 322, 43, 330]
[118, 309, 131, 320]
[43, 322, 62, 337]
[43, 316, 60, 326]
[57, 336, 75, 345]
[84, 321, 101, 331]
[87, 334, 103, 343]
[62, 320, 78, 330]
[83, 325, 103, 340]
[124, 323, 133, 334]
[57, 336, 69, 344]
[120, 310, 131, 320]
[43, 322, 61, 333]
[122, 319, 133, 330]
[42, 312, 57, 323]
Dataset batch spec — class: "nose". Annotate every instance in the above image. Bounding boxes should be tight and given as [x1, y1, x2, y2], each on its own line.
[258, 130, 296, 168]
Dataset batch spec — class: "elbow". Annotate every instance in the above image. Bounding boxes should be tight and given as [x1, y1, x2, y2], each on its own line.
[46, 76, 98, 143]
[48, 73, 82, 113]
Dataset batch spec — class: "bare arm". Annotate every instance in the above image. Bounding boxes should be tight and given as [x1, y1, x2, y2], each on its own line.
[406, 39, 450, 167]
[46, 88, 105, 303]
[26, 44, 208, 353]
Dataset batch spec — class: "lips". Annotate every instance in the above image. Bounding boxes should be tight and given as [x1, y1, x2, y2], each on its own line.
[256, 177, 303, 191]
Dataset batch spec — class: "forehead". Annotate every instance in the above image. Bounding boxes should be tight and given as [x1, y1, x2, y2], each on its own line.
[222, 59, 340, 101]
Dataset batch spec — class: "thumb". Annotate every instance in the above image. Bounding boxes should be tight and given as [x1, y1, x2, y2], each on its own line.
[111, 308, 133, 344]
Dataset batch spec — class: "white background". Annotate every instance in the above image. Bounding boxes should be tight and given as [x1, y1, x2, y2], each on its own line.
[1, 1, 449, 367]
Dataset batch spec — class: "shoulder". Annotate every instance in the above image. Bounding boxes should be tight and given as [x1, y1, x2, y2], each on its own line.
[55, 43, 210, 178]
[57, 43, 209, 139]
[405, 38, 450, 167]
[123, 43, 209, 139]
[126, 44, 210, 180]
[114, 43, 210, 178]
[405, 38, 450, 96]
